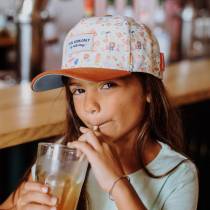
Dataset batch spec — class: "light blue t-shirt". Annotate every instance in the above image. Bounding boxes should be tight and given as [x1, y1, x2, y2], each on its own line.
[86, 141, 198, 210]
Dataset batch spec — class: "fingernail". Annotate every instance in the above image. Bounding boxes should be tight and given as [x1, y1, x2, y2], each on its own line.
[41, 186, 48, 193]
[51, 197, 57, 205]
[93, 125, 99, 131]
[67, 142, 76, 150]
[51, 207, 57, 210]
[67, 142, 71, 146]
[76, 150, 82, 157]
[80, 126, 86, 130]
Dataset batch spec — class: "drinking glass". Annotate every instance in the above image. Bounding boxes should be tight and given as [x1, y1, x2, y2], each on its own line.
[35, 142, 88, 210]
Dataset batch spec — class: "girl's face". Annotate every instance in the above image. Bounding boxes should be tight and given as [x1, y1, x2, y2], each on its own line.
[69, 74, 147, 142]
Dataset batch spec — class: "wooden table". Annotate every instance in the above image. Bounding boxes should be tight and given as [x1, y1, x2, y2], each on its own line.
[0, 83, 66, 148]
[164, 58, 210, 106]
[1, 58, 210, 148]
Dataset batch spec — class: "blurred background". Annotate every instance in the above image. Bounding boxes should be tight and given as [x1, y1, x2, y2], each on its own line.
[0, 0, 210, 87]
[0, 0, 210, 209]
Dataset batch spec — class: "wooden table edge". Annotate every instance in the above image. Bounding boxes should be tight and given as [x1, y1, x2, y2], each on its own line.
[0, 121, 65, 149]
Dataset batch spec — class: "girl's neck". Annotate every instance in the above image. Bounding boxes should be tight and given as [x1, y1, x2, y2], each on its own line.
[113, 137, 161, 175]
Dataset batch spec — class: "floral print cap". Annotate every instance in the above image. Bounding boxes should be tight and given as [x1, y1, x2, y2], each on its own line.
[32, 15, 165, 92]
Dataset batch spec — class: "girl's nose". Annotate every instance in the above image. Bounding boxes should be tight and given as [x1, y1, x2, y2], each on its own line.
[84, 92, 100, 114]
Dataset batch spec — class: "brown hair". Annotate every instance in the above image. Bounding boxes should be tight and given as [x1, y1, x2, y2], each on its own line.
[135, 73, 187, 177]
[61, 72, 187, 209]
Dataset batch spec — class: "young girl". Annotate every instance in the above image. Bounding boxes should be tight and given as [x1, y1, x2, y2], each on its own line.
[0, 15, 198, 210]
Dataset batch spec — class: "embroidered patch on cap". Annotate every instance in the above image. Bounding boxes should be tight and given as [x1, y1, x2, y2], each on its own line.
[67, 34, 94, 54]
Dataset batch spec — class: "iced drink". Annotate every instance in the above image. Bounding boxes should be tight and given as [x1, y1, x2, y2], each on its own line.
[35, 143, 87, 210]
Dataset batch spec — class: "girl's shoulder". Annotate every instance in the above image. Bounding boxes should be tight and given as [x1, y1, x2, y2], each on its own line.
[129, 141, 197, 179]
[128, 141, 198, 195]
[149, 141, 198, 180]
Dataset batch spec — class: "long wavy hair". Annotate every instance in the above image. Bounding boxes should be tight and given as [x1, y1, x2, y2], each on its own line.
[61, 72, 186, 210]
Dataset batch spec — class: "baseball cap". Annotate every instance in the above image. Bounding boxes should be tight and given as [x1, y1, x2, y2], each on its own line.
[31, 15, 165, 92]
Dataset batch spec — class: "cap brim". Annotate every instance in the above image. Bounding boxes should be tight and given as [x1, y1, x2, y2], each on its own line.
[31, 68, 131, 92]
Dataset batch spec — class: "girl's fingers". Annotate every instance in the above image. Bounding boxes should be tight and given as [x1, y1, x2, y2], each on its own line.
[68, 141, 97, 162]
[79, 126, 92, 133]
[79, 127, 102, 151]
[18, 181, 57, 209]
[80, 126, 101, 137]
[20, 191, 57, 207]
[22, 203, 56, 210]
[21, 181, 48, 195]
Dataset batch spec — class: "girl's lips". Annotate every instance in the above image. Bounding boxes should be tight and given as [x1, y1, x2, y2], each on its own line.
[98, 121, 111, 130]
[88, 121, 111, 131]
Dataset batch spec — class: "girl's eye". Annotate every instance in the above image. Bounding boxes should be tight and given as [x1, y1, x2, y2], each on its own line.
[71, 88, 85, 95]
[101, 82, 117, 89]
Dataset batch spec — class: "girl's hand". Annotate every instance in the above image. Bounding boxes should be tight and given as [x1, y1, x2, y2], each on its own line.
[15, 181, 57, 210]
[68, 126, 125, 192]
